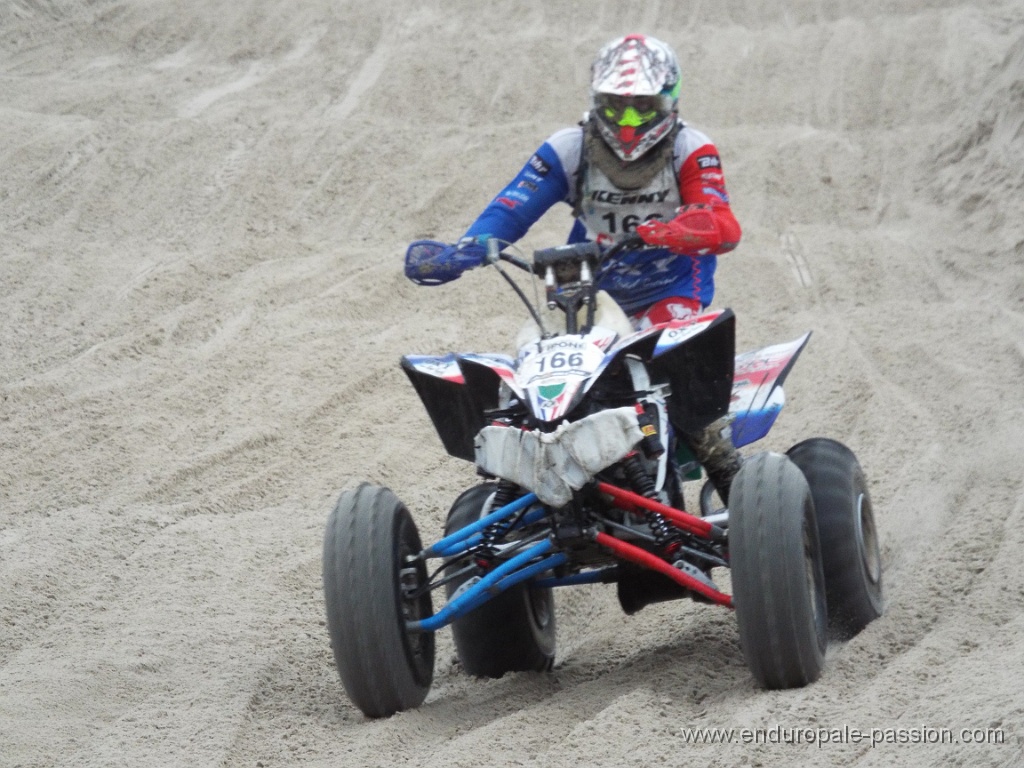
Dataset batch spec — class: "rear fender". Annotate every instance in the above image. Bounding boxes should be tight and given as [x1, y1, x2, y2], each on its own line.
[729, 332, 811, 447]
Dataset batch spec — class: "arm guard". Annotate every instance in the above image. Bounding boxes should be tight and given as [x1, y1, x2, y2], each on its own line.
[636, 203, 736, 255]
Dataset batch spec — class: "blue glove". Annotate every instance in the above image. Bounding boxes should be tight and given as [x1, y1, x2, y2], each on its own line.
[404, 238, 488, 286]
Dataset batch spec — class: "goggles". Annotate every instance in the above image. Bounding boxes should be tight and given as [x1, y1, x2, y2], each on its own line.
[594, 93, 671, 127]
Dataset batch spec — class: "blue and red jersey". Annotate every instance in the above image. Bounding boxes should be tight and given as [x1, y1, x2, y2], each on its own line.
[462, 120, 740, 315]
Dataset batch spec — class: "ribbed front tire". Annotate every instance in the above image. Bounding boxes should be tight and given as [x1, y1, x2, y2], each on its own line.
[322, 483, 434, 717]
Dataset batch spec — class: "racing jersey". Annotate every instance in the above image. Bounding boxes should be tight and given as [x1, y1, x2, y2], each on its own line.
[463, 119, 741, 315]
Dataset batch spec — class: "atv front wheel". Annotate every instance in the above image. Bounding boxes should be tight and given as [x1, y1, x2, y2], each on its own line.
[445, 484, 556, 677]
[729, 452, 828, 689]
[787, 438, 883, 638]
[322, 483, 434, 717]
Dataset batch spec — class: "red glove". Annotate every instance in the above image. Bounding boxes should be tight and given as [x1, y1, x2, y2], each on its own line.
[637, 204, 722, 254]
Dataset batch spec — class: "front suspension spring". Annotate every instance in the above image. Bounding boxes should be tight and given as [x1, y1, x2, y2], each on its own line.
[491, 479, 521, 510]
[622, 453, 678, 550]
[622, 452, 657, 498]
[479, 480, 525, 556]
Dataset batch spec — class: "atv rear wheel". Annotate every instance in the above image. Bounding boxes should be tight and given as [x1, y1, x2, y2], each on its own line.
[445, 484, 556, 677]
[787, 438, 883, 639]
[322, 483, 434, 717]
[730, 452, 828, 689]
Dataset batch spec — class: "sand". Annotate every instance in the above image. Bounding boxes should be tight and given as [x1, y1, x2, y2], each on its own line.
[1, 1, 1023, 766]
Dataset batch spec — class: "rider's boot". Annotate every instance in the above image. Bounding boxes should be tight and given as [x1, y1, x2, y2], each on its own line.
[683, 416, 742, 505]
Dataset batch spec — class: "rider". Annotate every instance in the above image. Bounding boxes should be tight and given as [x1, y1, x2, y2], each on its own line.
[407, 34, 743, 501]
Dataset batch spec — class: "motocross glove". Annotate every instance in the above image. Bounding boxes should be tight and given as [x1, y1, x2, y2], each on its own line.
[404, 238, 488, 286]
[636, 204, 723, 255]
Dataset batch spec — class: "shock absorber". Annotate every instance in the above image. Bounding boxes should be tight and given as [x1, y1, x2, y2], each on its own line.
[622, 451, 657, 497]
[491, 479, 520, 511]
[622, 453, 678, 552]
[478, 480, 523, 559]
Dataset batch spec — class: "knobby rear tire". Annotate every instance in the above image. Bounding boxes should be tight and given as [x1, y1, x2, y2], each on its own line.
[729, 452, 828, 689]
[322, 483, 434, 718]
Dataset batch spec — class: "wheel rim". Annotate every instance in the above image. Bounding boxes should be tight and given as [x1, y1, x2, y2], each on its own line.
[527, 585, 553, 630]
[398, 532, 434, 684]
[855, 493, 882, 585]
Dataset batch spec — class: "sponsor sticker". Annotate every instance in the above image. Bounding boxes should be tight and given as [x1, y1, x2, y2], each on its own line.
[537, 381, 567, 407]
[408, 355, 463, 382]
[696, 154, 722, 169]
[528, 154, 551, 176]
[589, 189, 672, 205]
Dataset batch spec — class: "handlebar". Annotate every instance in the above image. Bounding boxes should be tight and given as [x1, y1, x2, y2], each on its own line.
[493, 233, 650, 275]
[494, 234, 653, 336]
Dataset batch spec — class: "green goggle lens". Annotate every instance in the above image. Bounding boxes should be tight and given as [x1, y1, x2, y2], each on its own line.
[598, 95, 665, 127]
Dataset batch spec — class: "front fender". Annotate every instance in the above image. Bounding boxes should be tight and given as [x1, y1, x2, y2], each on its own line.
[402, 353, 517, 462]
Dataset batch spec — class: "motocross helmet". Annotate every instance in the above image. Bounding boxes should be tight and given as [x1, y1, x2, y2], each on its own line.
[590, 34, 681, 162]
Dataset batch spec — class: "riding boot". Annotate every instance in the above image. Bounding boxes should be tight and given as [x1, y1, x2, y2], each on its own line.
[683, 416, 742, 505]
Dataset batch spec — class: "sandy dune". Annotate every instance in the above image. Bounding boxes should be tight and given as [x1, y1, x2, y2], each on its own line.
[2, 1, 1023, 766]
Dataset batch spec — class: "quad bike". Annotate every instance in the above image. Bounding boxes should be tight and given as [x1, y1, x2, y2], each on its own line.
[322, 237, 883, 718]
